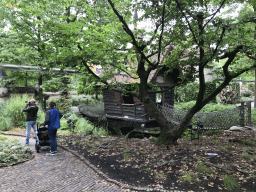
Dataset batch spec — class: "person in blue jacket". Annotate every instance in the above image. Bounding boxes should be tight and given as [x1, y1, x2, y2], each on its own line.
[44, 101, 63, 155]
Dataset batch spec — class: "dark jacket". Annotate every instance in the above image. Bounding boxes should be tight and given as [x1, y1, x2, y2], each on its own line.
[44, 108, 63, 130]
[23, 104, 38, 121]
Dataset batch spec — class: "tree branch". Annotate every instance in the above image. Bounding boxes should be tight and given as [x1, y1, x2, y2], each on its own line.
[157, 1, 166, 64]
[174, 0, 198, 44]
[107, 0, 155, 67]
[203, 0, 226, 29]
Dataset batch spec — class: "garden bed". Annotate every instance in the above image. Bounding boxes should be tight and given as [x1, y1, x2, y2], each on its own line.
[58, 129, 256, 191]
[0, 135, 34, 167]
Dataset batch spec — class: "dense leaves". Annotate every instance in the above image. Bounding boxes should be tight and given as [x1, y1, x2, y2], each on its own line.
[1, 0, 256, 143]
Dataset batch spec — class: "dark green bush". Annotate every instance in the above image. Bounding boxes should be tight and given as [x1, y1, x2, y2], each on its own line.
[251, 108, 256, 126]
[240, 90, 253, 97]
[248, 83, 255, 92]
[175, 101, 236, 112]
[175, 82, 199, 102]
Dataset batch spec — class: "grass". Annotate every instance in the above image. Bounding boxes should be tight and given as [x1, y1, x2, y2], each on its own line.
[239, 138, 256, 147]
[197, 161, 213, 175]
[143, 168, 154, 172]
[223, 174, 240, 191]
[221, 145, 236, 151]
[241, 152, 252, 161]
[181, 172, 197, 183]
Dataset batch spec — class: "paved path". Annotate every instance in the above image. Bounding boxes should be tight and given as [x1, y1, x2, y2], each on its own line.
[0, 135, 124, 192]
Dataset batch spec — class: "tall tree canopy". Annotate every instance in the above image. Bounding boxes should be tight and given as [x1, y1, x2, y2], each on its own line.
[1, 0, 256, 144]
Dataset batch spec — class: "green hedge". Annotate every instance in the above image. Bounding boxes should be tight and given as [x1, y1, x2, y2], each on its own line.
[175, 82, 216, 103]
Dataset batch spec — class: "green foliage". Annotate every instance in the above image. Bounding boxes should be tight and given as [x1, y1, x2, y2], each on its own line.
[175, 101, 236, 112]
[175, 82, 199, 102]
[238, 138, 256, 147]
[181, 172, 197, 183]
[251, 108, 256, 125]
[2, 0, 256, 142]
[203, 129, 223, 136]
[205, 81, 217, 103]
[0, 94, 44, 130]
[248, 83, 255, 92]
[240, 90, 253, 97]
[0, 136, 34, 167]
[71, 96, 104, 107]
[197, 161, 213, 175]
[60, 113, 107, 136]
[223, 175, 240, 191]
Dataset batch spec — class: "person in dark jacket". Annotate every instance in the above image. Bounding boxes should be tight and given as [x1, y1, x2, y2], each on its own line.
[43, 101, 63, 155]
[23, 99, 39, 145]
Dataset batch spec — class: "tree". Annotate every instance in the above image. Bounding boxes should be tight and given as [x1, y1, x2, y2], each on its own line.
[100, 0, 256, 144]
[2, 0, 256, 145]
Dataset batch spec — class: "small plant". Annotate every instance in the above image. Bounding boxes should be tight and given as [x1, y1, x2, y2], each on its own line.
[212, 140, 219, 145]
[239, 138, 256, 147]
[197, 161, 213, 175]
[204, 130, 223, 136]
[123, 153, 132, 160]
[241, 153, 252, 161]
[221, 145, 235, 151]
[223, 174, 240, 191]
[143, 168, 154, 172]
[181, 172, 197, 183]
[124, 149, 130, 153]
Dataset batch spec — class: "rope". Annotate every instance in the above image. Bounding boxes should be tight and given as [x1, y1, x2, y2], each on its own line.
[157, 103, 243, 129]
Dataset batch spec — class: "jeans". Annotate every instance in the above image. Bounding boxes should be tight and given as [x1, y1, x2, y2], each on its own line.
[48, 129, 57, 152]
[26, 121, 38, 144]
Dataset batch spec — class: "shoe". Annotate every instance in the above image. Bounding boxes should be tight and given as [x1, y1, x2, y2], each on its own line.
[25, 144, 29, 146]
[46, 151, 57, 156]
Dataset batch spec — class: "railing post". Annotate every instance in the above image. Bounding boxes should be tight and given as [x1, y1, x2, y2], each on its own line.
[240, 102, 245, 127]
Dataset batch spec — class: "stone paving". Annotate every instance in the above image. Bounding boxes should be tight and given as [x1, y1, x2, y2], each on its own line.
[0, 135, 124, 192]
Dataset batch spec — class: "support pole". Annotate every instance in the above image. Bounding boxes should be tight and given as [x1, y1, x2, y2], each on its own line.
[38, 75, 43, 110]
[240, 102, 245, 127]
[247, 101, 251, 126]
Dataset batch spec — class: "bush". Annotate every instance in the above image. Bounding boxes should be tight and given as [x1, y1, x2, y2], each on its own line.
[251, 108, 256, 126]
[59, 113, 107, 136]
[71, 97, 103, 107]
[175, 101, 236, 112]
[175, 82, 199, 102]
[0, 94, 45, 130]
[0, 136, 34, 167]
[248, 83, 255, 92]
[49, 96, 72, 116]
[175, 82, 217, 103]
[240, 90, 253, 97]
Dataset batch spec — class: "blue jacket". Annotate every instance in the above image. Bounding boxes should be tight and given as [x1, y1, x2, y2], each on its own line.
[44, 108, 63, 130]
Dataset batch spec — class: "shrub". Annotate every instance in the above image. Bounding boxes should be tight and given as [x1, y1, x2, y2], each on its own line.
[175, 102, 236, 112]
[59, 113, 107, 136]
[175, 82, 199, 102]
[0, 136, 34, 167]
[248, 83, 255, 92]
[0, 94, 45, 130]
[240, 90, 253, 97]
[251, 108, 256, 126]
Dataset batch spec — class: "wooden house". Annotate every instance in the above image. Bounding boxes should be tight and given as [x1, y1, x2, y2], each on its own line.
[103, 66, 181, 125]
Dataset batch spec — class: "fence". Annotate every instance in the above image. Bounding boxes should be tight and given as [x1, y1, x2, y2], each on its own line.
[158, 101, 252, 130]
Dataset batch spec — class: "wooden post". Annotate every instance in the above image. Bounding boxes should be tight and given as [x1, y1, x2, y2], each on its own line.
[255, 70, 256, 108]
[240, 102, 245, 127]
[247, 101, 251, 126]
[38, 75, 43, 109]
